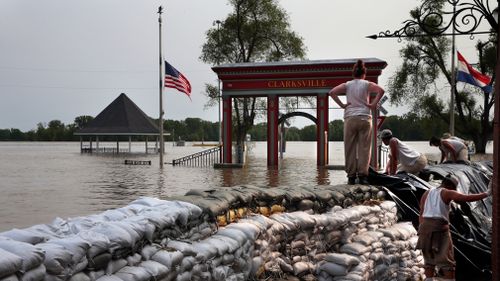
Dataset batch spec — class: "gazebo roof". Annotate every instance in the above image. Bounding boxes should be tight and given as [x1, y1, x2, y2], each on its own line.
[75, 93, 160, 136]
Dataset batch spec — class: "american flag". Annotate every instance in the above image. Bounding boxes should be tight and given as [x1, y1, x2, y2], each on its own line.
[164, 61, 192, 99]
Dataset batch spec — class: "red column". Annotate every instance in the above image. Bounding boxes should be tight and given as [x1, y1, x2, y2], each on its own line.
[317, 93, 329, 166]
[267, 95, 279, 166]
[222, 96, 232, 164]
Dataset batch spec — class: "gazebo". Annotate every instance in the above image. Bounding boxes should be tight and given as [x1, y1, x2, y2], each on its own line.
[74, 93, 162, 154]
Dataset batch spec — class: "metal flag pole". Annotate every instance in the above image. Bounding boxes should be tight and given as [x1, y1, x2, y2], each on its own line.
[158, 6, 164, 168]
[450, 1, 457, 136]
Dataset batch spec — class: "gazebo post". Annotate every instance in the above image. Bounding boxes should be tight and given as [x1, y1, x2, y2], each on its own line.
[128, 136, 132, 153]
[116, 138, 119, 154]
[90, 137, 93, 153]
[145, 137, 148, 154]
[96, 136, 99, 154]
[79, 136, 82, 153]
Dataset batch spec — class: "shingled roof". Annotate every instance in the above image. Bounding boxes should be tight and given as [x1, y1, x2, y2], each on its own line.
[75, 93, 160, 136]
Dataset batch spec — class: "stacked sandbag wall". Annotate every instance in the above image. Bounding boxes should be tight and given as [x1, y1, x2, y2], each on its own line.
[0, 184, 423, 281]
[0, 197, 211, 281]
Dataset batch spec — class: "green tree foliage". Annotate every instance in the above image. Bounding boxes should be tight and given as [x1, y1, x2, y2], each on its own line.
[74, 115, 94, 129]
[387, 0, 495, 152]
[200, 0, 306, 161]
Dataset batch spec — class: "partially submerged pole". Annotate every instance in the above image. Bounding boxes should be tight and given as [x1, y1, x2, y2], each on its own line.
[158, 6, 164, 168]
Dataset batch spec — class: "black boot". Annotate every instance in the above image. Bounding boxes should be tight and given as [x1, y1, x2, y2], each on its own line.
[358, 175, 369, 185]
[347, 176, 356, 185]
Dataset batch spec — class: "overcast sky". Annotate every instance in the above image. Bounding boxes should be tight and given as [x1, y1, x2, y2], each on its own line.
[0, 0, 490, 131]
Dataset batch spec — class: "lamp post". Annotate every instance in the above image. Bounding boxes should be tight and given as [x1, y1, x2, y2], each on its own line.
[368, 0, 499, 278]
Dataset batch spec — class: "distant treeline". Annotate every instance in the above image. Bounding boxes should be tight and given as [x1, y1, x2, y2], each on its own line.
[0, 114, 449, 142]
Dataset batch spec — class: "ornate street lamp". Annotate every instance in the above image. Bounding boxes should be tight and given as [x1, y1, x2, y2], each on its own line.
[368, 0, 499, 279]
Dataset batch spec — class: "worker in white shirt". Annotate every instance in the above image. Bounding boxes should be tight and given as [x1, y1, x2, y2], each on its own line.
[380, 129, 427, 175]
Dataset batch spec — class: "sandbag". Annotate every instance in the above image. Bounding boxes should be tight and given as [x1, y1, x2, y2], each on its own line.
[115, 267, 152, 281]
[138, 261, 168, 280]
[69, 273, 91, 281]
[319, 262, 348, 276]
[18, 264, 45, 281]
[0, 249, 23, 279]
[0, 239, 45, 272]
[35, 243, 72, 275]
[323, 253, 360, 267]
[0, 229, 46, 245]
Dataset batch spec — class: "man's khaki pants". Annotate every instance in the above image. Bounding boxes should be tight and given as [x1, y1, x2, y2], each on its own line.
[344, 116, 372, 177]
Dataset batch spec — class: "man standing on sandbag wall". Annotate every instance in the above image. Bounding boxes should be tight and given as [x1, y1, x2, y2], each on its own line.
[417, 174, 490, 281]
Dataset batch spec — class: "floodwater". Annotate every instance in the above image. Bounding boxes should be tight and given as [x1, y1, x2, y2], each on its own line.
[0, 141, 492, 231]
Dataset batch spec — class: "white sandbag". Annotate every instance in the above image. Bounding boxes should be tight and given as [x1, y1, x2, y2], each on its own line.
[179, 256, 196, 272]
[0, 275, 19, 281]
[49, 236, 90, 265]
[226, 222, 262, 240]
[173, 201, 203, 218]
[210, 235, 239, 253]
[0, 249, 23, 278]
[106, 259, 128, 275]
[379, 201, 397, 213]
[77, 231, 110, 258]
[87, 270, 105, 281]
[319, 262, 348, 276]
[95, 276, 123, 281]
[165, 240, 196, 256]
[73, 259, 88, 275]
[339, 242, 370, 256]
[0, 239, 45, 272]
[212, 266, 230, 280]
[129, 197, 165, 207]
[140, 244, 159, 260]
[293, 261, 311, 276]
[115, 267, 152, 281]
[151, 250, 183, 268]
[136, 211, 175, 230]
[138, 261, 168, 279]
[113, 221, 145, 245]
[69, 273, 91, 281]
[193, 241, 218, 262]
[126, 253, 142, 267]
[90, 223, 134, 252]
[0, 229, 46, 245]
[333, 273, 364, 281]
[175, 271, 192, 281]
[36, 243, 72, 275]
[87, 253, 112, 271]
[101, 210, 129, 221]
[125, 217, 155, 242]
[378, 227, 401, 240]
[19, 264, 45, 281]
[287, 212, 316, 229]
[324, 253, 360, 267]
[351, 233, 377, 246]
[217, 228, 248, 246]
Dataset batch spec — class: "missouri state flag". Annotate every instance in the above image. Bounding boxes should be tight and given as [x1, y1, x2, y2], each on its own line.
[456, 51, 492, 93]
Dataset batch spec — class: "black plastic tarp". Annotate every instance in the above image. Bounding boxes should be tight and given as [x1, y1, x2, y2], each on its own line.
[369, 161, 493, 281]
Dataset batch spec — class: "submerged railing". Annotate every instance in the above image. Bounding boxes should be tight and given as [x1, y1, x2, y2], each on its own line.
[172, 145, 221, 167]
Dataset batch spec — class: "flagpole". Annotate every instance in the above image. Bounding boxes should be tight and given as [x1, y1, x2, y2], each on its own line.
[450, 1, 456, 136]
[158, 6, 164, 168]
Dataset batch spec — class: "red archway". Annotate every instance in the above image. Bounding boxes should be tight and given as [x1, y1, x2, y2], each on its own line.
[212, 58, 387, 167]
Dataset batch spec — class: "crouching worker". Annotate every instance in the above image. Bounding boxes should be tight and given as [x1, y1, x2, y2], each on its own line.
[380, 129, 427, 175]
[429, 136, 468, 164]
[417, 174, 489, 281]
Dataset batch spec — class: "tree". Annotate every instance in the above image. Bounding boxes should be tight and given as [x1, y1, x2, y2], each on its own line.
[387, 0, 495, 153]
[74, 115, 94, 129]
[200, 0, 306, 161]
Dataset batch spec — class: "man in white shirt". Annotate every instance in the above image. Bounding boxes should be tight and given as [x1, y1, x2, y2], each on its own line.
[380, 129, 427, 175]
[429, 136, 468, 163]
[417, 174, 489, 280]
